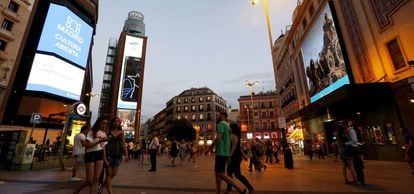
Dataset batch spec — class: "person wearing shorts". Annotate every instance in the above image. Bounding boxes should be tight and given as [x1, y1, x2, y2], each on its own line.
[71, 126, 88, 181]
[206, 112, 246, 194]
[74, 117, 108, 194]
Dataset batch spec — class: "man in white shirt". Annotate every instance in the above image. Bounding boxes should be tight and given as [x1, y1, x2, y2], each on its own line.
[71, 126, 88, 181]
[148, 132, 159, 172]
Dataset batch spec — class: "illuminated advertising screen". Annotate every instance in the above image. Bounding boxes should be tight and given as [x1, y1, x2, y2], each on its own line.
[117, 35, 144, 109]
[37, 3, 93, 68]
[26, 53, 85, 100]
[301, 4, 350, 103]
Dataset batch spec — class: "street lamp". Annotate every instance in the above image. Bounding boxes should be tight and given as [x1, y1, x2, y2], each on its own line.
[251, 0, 274, 57]
[245, 80, 259, 135]
[251, 0, 293, 168]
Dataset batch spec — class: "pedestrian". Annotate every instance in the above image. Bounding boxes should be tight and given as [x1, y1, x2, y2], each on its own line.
[316, 142, 324, 159]
[340, 124, 357, 185]
[74, 117, 108, 194]
[148, 132, 159, 172]
[205, 112, 246, 194]
[399, 128, 414, 175]
[304, 139, 313, 160]
[170, 138, 179, 166]
[179, 139, 187, 165]
[128, 141, 134, 160]
[104, 117, 129, 194]
[265, 140, 273, 163]
[71, 125, 89, 182]
[273, 140, 281, 163]
[139, 139, 146, 163]
[226, 123, 254, 194]
[345, 122, 364, 185]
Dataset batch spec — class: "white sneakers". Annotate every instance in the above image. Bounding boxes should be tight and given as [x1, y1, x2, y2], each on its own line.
[70, 177, 82, 182]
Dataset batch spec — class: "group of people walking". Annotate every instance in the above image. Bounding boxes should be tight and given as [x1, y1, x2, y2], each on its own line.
[72, 116, 130, 194]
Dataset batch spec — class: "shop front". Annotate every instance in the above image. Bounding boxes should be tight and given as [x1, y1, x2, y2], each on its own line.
[288, 83, 405, 161]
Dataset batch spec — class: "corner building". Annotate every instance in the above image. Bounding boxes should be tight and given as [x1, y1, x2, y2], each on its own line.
[98, 11, 148, 141]
[273, 0, 414, 160]
[164, 87, 229, 145]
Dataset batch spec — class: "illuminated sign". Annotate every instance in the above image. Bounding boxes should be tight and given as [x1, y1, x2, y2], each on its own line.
[117, 35, 144, 109]
[301, 4, 350, 103]
[26, 53, 85, 100]
[37, 3, 93, 68]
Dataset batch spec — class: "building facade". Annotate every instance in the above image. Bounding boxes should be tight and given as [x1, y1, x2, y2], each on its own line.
[164, 87, 229, 145]
[238, 91, 280, 140]
[272, 0, 414, 160]
[97, 11, 148, 140]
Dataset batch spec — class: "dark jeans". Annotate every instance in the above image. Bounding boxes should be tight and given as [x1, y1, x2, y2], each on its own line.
[149, 149, 157, 171]
[226, 158, 253, 191]
[352, 147, 365, 184]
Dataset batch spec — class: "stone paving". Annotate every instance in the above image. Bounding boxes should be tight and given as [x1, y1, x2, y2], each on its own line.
[0, 154, 413, 194]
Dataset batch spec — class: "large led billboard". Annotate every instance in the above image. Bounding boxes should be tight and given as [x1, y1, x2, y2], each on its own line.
[37, 3, 93, 68]
[26, 53, 85, 100]
[117, 35, 144, 109]
[301, 4, 350, 103]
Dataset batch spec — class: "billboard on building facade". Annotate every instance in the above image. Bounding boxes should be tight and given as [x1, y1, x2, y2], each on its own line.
[37, 3, 93, 68]
[117, 35, 144, 109]
[26, 54, 84, 100]
[301, 4, 350, 103]
[26, 3, 93, 101]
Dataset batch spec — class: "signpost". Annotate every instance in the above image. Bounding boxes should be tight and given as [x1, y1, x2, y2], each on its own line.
[29, 113, 42, 141]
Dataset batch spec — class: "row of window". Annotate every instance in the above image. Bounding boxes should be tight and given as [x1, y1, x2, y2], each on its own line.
[251, 121, 277, 131]
[176, 96, 211, 104]
[176, 104, 212, 112]
[243, 110, 276, 118]
[177, 113, 212, 121]
[241, 100, 275, 109]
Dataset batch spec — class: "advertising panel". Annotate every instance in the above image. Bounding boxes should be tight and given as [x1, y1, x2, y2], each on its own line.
[37, 3, 93, 68]
[301, 4, 350, 103]
[117, 35, 144, 109]
[26, 53, 85, 100]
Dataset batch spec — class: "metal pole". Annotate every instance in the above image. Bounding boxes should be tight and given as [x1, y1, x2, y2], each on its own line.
[263, 0, 274, 53]
[29, 123, 36, 142]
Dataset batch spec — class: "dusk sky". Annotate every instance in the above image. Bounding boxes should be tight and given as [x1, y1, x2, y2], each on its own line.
[91, 0, 298, 122]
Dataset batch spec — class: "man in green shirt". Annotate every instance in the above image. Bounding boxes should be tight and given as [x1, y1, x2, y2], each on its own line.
[206, 112, 246, 194]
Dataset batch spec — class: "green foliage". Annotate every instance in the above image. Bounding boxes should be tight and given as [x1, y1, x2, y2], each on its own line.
[166, 119, 196, 141]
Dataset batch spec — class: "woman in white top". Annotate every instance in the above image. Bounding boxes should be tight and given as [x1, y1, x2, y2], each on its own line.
[74, 117, 108, 194]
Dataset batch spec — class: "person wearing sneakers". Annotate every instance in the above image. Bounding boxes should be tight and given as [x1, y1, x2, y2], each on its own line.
[205, 112, 247, 194]
[71, 125, 89, 182]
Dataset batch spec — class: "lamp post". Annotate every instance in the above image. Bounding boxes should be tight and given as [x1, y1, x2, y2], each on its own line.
[251, 0, 274, 57]
[245, 80, 259, 135]
[251, 0, 293, 168]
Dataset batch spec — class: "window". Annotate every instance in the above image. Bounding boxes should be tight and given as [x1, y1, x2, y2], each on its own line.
[184, 106, 189, 112]
[199, 104, 204, 111]
[270, 111, 274, 118]
[199, 114, 204, 120]
[177, 99, 181, 104]
[177, 115, 181, 120]
[207, 113, 212, 121]
[207, 104, 211, 111]
[2, 19, 14, 31]
[176, 107, 181, 112]
[8, 1, 19, 13]
[271, 122, 276, 129]
[207, 96, 211, 101]
[262, 112, 267, 118]
[184, 115, 189, 120]
[191, 105, 196, 111]
[199, 97, 203, 102]
[184, 98, 188, 103]
[192, 114, 196, 121]
[191, 97, 196, 103]
[0, 40, 6, 51]
[387, 38, 406, 71]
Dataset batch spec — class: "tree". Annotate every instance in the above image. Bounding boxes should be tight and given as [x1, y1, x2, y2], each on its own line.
[167, 119, 196, 141]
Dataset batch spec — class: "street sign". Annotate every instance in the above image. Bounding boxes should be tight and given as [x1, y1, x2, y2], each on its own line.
[30, 113, 42, 124]
[278, 117, 286, 129]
